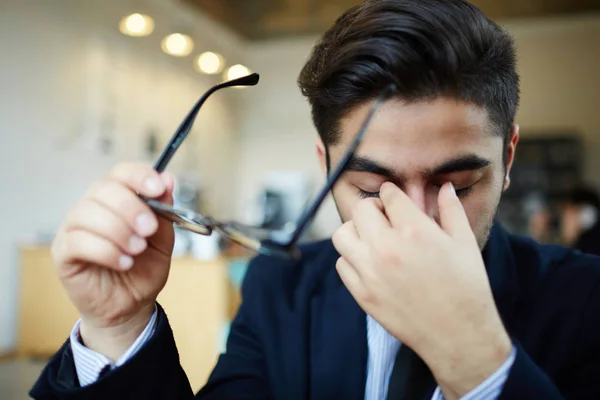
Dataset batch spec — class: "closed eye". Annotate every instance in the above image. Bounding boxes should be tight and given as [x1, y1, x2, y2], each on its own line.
[357, 189, 380, 199]
[358, 183, 476, 199]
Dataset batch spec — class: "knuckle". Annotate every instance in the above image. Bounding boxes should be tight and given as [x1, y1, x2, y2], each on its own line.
[96, 181, 143, 216]
[332, 229, 341, 247]
[87, 178, 117, 200]
[101, 213, 131, 243]
[68, 200, 90, 221]
[372, 236, 401, 265]
[83, 179, 105, 198]
[62, 231, 81, 259]
[332, 222, 350, 244]
[51, 233, 66, 266]
[400, 225, 415, 239]
[356, 287, 377, 307]
[399, 224, 424, 241]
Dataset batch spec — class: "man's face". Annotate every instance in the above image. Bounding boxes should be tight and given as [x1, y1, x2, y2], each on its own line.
[560, 204, 583, 246]
[318, 97, 519, 250]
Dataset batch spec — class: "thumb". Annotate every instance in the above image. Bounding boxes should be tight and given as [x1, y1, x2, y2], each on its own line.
[438, 182, 474, 242]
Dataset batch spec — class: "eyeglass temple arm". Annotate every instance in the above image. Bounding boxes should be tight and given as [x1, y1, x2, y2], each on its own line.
[288, 84, 397, 244]
[153, 73, 260, 173]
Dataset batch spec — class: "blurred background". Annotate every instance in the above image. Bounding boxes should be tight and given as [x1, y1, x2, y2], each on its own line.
[1, 0, 599, 398]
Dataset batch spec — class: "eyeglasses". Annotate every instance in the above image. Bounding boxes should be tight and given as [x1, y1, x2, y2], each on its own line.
[144, 73, 396, 259]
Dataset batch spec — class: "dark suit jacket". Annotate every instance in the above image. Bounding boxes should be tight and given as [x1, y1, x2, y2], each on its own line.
[30, 222, 600, 399]
[574, 223, 600, 256]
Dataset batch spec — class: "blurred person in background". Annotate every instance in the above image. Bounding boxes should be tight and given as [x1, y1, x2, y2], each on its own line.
[561, 185, 600, 256]
[30, 0, 600, 399]
[528, 207, 553, 242]
[525, 193, 553, 243]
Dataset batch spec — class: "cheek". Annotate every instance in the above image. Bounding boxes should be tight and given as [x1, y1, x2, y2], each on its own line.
[463, 197, 491, 228]
[461, 181, 503, 241]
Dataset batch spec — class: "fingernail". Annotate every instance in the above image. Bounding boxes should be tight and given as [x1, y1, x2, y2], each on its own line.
[119, 255, 133, 270]
[136, 213, 158, 236]
[144, 176, 165, 196]
[448, 182, 456, 196]
[129, 236, 147, 254]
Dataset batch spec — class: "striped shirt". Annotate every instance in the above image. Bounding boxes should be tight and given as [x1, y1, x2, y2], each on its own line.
[70, 308, 158, 384]
[71, 310, 515, 398]
[365, 314, 516, 400]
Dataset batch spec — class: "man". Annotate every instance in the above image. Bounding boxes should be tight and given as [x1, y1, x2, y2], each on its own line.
[30, 0, 600, 399]
[561, 185, 600, 256]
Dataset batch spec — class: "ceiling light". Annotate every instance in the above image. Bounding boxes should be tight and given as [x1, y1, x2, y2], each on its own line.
[225, 64, 251, 81]
[119, 13, 155, 37]
[161, 33, 194, 57]
[195, 52, 225, 75]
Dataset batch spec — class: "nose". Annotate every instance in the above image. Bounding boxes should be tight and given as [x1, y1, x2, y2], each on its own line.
[403, 184, 439, 223]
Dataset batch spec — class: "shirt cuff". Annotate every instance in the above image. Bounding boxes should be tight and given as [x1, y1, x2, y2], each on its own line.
[70, 306, 158, 387]
[431, 345, 517, 400]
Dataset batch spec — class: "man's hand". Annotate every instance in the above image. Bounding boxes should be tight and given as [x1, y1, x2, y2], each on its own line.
[52, 163, 175, 362]
[332, 181, 512, 399]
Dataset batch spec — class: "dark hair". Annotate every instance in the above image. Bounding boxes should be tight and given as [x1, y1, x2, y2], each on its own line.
[565, 186, 600, 211]
[298, 0, 520, 151]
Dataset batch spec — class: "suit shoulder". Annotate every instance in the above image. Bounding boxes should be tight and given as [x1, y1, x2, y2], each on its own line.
[537, 242, 600, 280]
[509, 233, 600, 305]
[508, 233, 600, 278]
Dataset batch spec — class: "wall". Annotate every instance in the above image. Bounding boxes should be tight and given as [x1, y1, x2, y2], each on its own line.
[0, 0, 244, 352]
[510, 14, 600, 182]
[234, 13, 600, 238]
[234, 37, 342, 238]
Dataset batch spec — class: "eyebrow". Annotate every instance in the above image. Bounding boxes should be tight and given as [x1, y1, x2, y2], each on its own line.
[344, 153, 492, 181]
[428, 154, 491, 177]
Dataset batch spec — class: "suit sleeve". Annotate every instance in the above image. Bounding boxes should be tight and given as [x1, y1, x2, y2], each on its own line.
[29, 257, 271, 400]
[499, 277, 600, 399]
[28, 302, 195, 400]
[70, 308, 158, 386]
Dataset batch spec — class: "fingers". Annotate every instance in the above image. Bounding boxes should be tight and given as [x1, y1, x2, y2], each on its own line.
[57, 229, 133, 271]
[379, 182, 433, 230]
[332, 221, 368, 270]
[148, 172, 176, 255]
[84, 178, 159, 238]
[109, 162, 166, 198]
[352, 198, 391, 242]
[335, 257, 361, 297]
[437, 182, 474, 242]
[54, 163, 177, 274]
[65, 200, 147, 257]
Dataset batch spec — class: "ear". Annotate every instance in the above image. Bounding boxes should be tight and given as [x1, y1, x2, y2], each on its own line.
[503, 124, 520, 191]
[316, 138, 328, 175]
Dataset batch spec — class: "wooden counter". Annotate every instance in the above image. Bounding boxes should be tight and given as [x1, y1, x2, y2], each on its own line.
[18, 246, 240, 392]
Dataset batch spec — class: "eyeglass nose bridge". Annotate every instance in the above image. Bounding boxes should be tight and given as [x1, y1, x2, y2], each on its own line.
[144, 197, 215, 236]
[174, 220, 213, 236]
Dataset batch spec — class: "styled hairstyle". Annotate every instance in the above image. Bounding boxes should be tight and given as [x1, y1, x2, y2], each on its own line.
[298, 0, 520, 152]
[566, 186, 600, 211]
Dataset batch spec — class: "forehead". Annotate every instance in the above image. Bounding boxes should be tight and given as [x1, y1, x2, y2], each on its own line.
[336, 97, 503, 168]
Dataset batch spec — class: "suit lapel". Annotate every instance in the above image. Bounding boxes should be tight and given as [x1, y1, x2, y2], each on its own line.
[299, 222, 521, 400]
[482, 222, 522, 335]
[308, 242, 368, 400]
